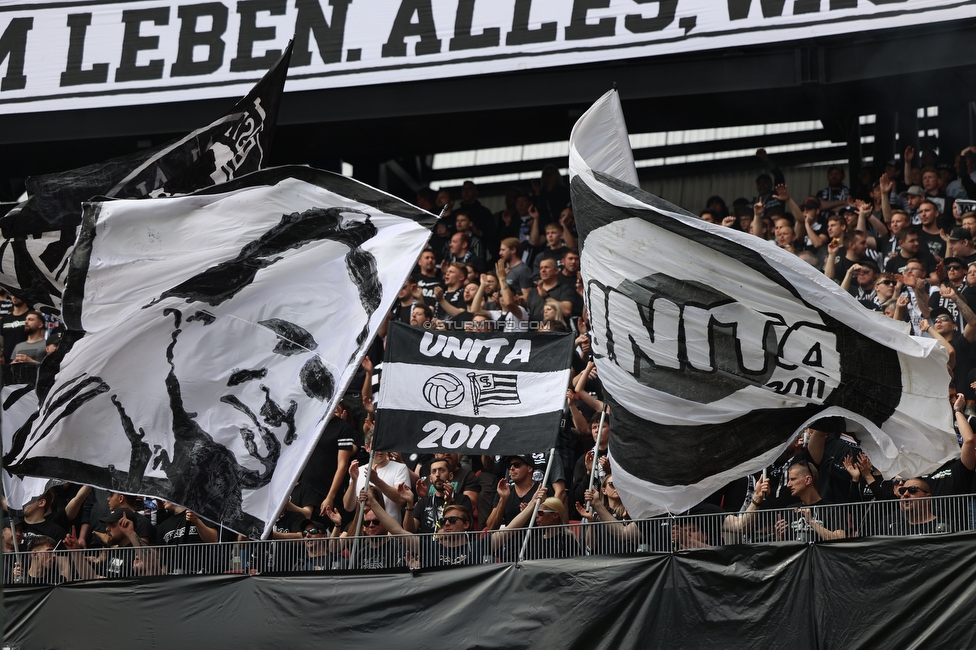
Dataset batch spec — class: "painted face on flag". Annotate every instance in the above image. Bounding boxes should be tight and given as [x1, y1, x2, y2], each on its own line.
[4, 171, 437, 538]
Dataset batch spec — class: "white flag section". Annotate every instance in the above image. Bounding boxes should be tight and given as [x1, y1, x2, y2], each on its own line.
[1, 375, 55, 511]
[570, 91, 959, 519]
[3, 167, 435, 538]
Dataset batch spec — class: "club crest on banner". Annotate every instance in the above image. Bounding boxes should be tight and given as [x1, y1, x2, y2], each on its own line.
[375, 323, 571, 455]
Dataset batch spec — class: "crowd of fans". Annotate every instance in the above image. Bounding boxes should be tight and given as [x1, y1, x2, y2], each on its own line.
[4, 145, 976, 582]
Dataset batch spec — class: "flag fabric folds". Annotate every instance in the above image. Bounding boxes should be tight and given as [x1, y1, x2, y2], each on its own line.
[569, 90, 959, 519]
[0, 43, 292, 313]
[3, 167, 436, 539]
[374, 322, 573, 455]
[1, 366, 57, 511]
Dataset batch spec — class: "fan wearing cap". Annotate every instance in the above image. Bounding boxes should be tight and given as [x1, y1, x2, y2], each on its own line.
[91, 492, 154, 547]
[918, 306, 957, 376]
[947, 228, 976, 267]
[485, 455, 553, 531]
[905, 185, 926, 224]
[840, 259, 881, 307]
[293, 519, 335, 571]
[926, 257, 969, 331]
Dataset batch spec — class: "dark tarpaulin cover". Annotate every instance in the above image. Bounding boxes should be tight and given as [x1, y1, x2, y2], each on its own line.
[6, 534, 976, 649]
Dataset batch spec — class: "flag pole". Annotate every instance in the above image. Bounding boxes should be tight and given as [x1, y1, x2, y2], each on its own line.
[348, 448, 375, 569]
[518, 447, 556, 564]
[584, 406, 608, 512]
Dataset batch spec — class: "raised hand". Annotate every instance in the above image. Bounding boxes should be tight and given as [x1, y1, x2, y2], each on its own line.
[879, 172, 894, 194]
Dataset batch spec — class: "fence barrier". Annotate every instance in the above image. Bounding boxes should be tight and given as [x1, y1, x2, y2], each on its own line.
[5, 494, 974, 584]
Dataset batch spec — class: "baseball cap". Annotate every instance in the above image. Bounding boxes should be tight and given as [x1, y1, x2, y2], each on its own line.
[505, 455, 534, 468]
[930, 307, 953, 321]
[99, 508, 136, 524]
[949, 227, 971, 242]
[906, 186, 925, 197]
[801, 199, 820, 211]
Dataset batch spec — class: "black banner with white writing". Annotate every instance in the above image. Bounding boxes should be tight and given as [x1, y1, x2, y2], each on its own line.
[374, 322, 572, 454]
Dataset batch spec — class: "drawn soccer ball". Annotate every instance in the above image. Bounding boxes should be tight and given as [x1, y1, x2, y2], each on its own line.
[423, 373, 465, 409]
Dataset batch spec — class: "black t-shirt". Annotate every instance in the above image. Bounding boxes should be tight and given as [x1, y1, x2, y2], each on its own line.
[21, 517, 68, 546]
[950, 334, 976, 398]
[353, 537, 408, 570]
[918, 229, 947, 259]
[412, 493, 474, 534]
[435, 286, 466, 321]
[290, 481, 324, 516]
[818, 434, 862, 504]
[0, 312, 28, 362]
[492, 482, 553, 526]
[782, 500, 847, 541]
[526, 282, 576, 322]
[156, 511, 204, 545]
[884, 251, 936, 276]
[413, 273, 444, 304]
[925, 457, 975, 497]
[418, 534, 491, 567]
[299, 417, 358, 498]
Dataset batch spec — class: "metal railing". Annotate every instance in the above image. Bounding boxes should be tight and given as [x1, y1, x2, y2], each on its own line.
[5, 494, 974, 584]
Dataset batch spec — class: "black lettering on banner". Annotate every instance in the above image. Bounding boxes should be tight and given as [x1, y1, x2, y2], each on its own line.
[171, 3, 228, 77]
[624, 0, 677, 34]
[449, 0, 499, 52]
[793, 0, 820, 13]
[381, 0, 441, 57]
[831, 0, 857, 6]
[60, 13, 109, 87]
[565, 0, 615, 41]
[0, 17, 31, 91]
[506, 0, 557, 46]
[293, 0, 352, 66]
[230, 0, 285, 72]
[116, 8, 169, 82]
[418, 420, 501, 450]
[727, 0, 786, 20]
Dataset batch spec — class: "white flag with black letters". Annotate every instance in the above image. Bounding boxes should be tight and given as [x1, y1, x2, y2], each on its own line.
[374, 322, 573, 454]
[2, 167, 436, 538]
[570, 90, 959, 518]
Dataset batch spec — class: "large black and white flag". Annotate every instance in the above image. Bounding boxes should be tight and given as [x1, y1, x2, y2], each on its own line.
[570, 91, 958, 518]
[373, 322, 572, 454]
[3, 167, 436, 538]
[0, 43, 292, 313]
[1, 366, 58, 511]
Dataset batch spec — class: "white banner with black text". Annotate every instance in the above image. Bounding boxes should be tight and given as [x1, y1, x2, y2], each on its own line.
[0, 0, 970, 114]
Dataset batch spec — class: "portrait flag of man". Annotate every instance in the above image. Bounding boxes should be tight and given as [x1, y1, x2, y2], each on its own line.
[374, 322, 573, 454]
[0, 42, 293, 313]
[3, 166, 436, 539]
[569, 90, 959, 519]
